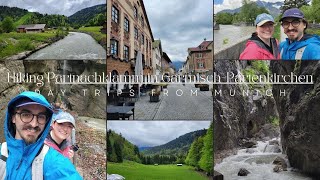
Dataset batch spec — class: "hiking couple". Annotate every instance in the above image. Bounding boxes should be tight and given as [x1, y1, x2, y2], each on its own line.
[240, 8, 320, 60]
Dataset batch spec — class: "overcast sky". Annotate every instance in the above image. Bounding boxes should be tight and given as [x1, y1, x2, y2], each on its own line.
[214, 0, 284, 13]
[0, 0, 105, 16]
[144, 0, 213, 62]
[107, 121, 211, 147]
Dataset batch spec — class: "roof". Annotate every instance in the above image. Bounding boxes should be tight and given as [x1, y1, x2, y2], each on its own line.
[188, 40, 213, 52]
[17, 24, 46, 30]
[162, 52, 171, 63]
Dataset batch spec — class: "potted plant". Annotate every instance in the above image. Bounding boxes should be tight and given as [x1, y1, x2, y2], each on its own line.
[149, 89, 161, 102]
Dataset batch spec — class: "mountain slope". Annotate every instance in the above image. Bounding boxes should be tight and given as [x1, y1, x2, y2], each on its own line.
[68, 4, 106, 26]
[219, 0, 283, 17]
[0, 6, 28, 21]
[142, 129, 207, 156]
[107, 130, 141, 163]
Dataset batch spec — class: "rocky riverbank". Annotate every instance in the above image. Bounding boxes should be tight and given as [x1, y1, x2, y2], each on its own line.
[75, 117, 106, 179]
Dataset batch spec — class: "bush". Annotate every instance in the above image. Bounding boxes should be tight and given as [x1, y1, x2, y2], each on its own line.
[17, 39, 35, 51]
[252, 61, 269, 75]
[268, 116, 280, 126]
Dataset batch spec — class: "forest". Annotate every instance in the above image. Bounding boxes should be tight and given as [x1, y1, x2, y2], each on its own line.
[107, 122, 213, 175]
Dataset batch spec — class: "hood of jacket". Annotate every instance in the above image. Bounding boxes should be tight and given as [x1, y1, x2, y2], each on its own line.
[4, 91, 53, 179]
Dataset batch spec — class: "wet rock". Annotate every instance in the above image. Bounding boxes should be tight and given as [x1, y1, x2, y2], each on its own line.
[213, 170, 224, 180]
[271, 61, 320, 176]
[269, 139, 280, 146]
[273, 156, 287, 171]
[239, 139, 257, 148]
[238, 168, 250, 176]
[263, 144, 281, 153]
[214, 60, 279, 159]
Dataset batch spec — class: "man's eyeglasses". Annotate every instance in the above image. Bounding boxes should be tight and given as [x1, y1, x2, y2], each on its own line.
[15, 112, 47, 124]
[281, 19, 302, 28]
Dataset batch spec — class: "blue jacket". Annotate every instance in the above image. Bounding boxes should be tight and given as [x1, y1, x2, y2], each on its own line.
[280, 34, 320, 60]
[2, 91, 82, 180]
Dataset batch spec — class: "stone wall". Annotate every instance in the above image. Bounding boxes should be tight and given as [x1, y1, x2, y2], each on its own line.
[214, 38, 247, 60]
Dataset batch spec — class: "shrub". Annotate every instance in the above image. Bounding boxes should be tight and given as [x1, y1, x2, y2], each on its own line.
[17, 39, 35, 51]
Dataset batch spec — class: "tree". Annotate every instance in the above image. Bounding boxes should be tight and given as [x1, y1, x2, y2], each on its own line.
[199, 122, 213, 175]
[280, 0, 309, 13]
[216, 12, 233, 24]
[185, 136, 204, 168]
[238, 0, 268, 24]
[301, 0, 320, 23]
[107, 137, 113, 161]
[114, 141, 123, 163]
[2, 16, 14, 33]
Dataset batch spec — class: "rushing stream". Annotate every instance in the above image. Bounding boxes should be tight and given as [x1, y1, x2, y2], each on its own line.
[26, 32, 106, 60]
[214, 138, 312, 180]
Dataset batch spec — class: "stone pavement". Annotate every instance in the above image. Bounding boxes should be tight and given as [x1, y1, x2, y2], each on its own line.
[135, 84, 213, 120]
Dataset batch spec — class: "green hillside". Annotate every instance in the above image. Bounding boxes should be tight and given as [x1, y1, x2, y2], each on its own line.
[142, 129, 207, 156]
[14, 12, 33, 26]
[0, 6, 28, 22]
[107, 130, 141, 163]
[107, 160, 208, 180]
[68, 4, 106, 26]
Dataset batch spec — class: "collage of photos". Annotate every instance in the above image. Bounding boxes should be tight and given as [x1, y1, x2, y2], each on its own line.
[0, 0, 320, 180]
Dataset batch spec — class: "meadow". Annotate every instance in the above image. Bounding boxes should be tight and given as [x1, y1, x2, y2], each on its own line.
[0, 31, 56, 59]
[107, 161, 209, 180]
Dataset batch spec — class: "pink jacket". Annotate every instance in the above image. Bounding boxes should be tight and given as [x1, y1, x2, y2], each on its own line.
[240, 39, 280, 60]
[44, 138, 72, 158]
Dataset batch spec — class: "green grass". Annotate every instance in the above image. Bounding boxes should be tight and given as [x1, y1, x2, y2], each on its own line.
[77, 26, 105, 47]
[107, 160, 209, 180]
[0, 32, 56, 59]
[14, 12, 33, 27]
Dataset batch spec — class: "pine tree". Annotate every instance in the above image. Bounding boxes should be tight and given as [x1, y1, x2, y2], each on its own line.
[114, 141, 123, 163]
[107, 137, 113, 161]
[199, 122, 213, 175]
[280, 0, 309, 13]
[1, 16, 14, 33]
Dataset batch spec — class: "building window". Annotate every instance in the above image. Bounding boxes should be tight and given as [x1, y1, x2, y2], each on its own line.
[110, 70, 119, 90]
[124, 45, 129, 60]
[124, 17, 130, 32]
[134, 6, 138, 19]
[195, 53, 202, 58]
[142, 54, 145, 67]
[141, 34, 144, 44]
[134, 27, 138, 39]
[141, 15, 144, 27]
[124, 71, 130, 89]
[111, 6, 119, 23]
[110, 39, 118, 56]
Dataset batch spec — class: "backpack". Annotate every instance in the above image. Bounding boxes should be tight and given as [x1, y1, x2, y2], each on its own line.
[0, 142, 49, 180]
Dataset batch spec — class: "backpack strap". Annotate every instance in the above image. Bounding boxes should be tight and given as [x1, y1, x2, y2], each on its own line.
[295, 46, 307, 60]
[280, 48, 283, 59]
[0, 142, 8, 180]
[32, 144, 49, 180]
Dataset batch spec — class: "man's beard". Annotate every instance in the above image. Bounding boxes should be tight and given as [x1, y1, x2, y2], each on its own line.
[19, 125, 41, 145]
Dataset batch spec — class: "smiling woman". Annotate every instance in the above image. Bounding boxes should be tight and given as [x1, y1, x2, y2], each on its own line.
[239, 13, 280, 60]
[44, 110, 76, 160]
